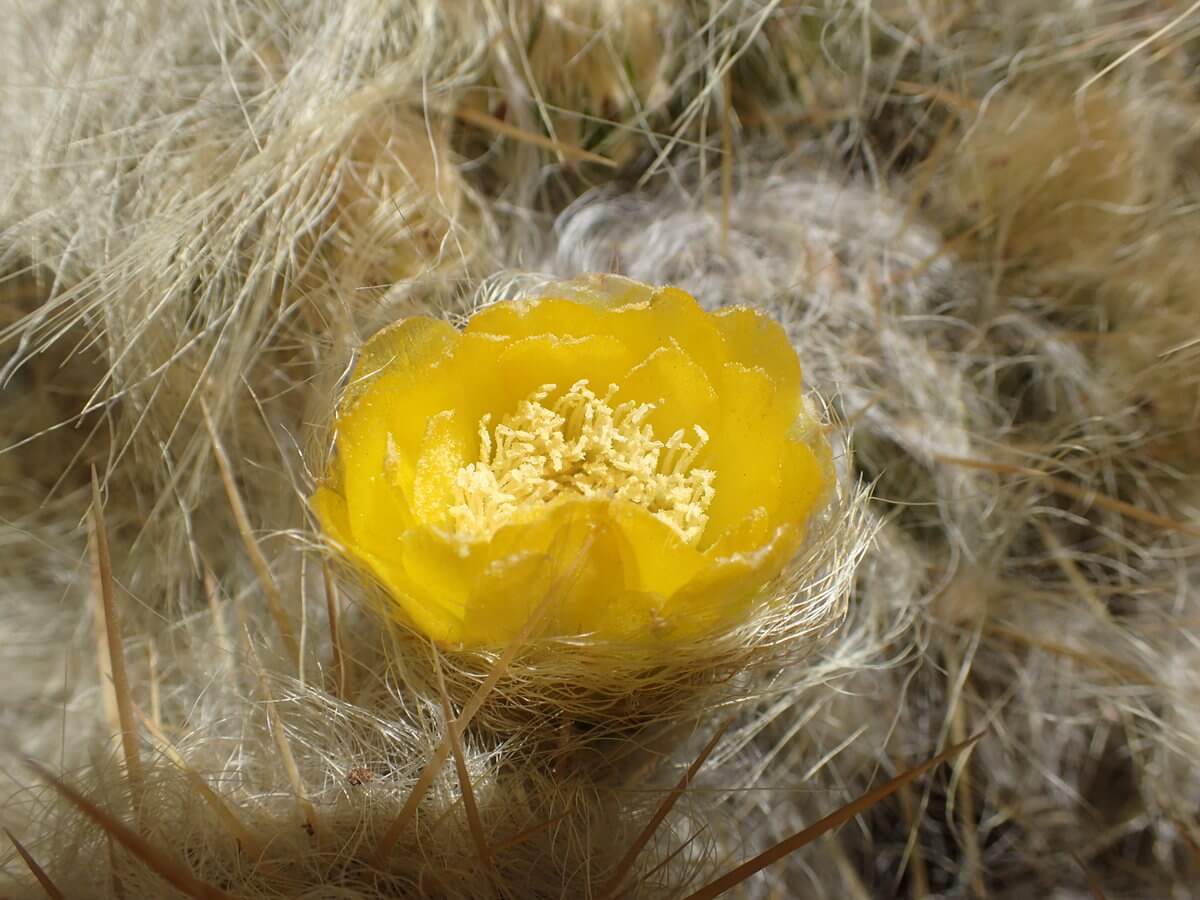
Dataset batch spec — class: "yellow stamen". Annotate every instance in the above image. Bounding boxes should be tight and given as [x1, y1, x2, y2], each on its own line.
[449, 380, 716, 544]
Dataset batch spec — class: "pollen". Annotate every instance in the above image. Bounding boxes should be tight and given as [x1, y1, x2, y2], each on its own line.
[449, 380, 716, 544]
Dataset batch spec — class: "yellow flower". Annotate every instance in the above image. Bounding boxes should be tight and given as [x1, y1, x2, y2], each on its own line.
[312, 276, 831, 647]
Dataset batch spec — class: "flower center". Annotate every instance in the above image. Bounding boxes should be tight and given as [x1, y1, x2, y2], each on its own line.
[449, 380, 716, 544]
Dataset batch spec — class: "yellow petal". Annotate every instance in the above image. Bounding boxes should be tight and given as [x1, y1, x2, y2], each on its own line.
[464, 275, 656, 339]
[459, 548, 558, 645]
[713, 306, 802, 421]
[379, 551, 464, 644]
[341, 333, 506, 531]
[613, 340, 719, 438]
[459, 501, 605, 644]
[555, 504, 674, 639]
[704, 437, 826, 560]
[311, 483, 354, 549]
[337, 394, 416, 552]
[541, 504, 635, 636]
[608, 501, 707, 599]
[776, 437, 827, 528]
[700, 362, 786, 546]
[641, 287, 729, 385]
[313, 485, 463, 643]
[465, 286, 730, 390]
[332, 326, 475, 541]
[456, 501, 690, 643]
[342, 316, 460, 411]
[667, 524, 801, 637]
[702, 506, 772, 559]
[411, 408, 474, 527]
[394, 526, 476, 636]
[359, 332, 502, 460]
[465, 297, 613, 340]
[494, 333, 638, 400]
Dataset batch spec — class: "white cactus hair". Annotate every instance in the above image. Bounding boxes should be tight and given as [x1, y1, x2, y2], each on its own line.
[3, 1, 1200, 898]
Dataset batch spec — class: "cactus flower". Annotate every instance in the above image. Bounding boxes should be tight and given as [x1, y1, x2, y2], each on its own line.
[312, 276, 830, 647]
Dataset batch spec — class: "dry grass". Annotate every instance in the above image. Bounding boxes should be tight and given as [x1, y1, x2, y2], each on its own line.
[3, 0, 1200, 897]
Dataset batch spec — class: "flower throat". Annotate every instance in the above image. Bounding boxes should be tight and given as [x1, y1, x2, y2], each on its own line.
[449, 380, 715, 544]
